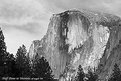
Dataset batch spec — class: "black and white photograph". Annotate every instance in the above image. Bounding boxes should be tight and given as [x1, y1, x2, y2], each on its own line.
[0, 0, 121, 81]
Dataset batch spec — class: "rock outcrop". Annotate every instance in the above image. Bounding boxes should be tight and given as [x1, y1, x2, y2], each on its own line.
[28, 10, 121, 80]
[28, 40, 45, 61]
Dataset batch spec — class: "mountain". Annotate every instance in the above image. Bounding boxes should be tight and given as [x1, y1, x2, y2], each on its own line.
[28, 9, 121, 80]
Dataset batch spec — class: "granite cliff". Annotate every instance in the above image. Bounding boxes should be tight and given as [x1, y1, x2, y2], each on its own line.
[28, 10, 121, 80]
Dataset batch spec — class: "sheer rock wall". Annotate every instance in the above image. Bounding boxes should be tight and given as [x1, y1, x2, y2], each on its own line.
[28, 10, 121, 80]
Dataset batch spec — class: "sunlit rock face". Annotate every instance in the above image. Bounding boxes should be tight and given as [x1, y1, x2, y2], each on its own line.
[29, 10, 121, 80]
[28, 40, 45, 61]
[97, 19, 121, 80]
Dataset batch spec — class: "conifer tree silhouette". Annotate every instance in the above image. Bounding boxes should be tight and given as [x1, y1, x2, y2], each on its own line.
[75, 65, 85, 81]
[108, 63, 121, 81]
[32, 53, 54, 81]
[86, 68, 98, 81]
[15, 45, 31, 77]
[0, 28, 7, 77]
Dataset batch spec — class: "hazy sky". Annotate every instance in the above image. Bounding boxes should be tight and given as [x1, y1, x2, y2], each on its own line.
[0, 0, 121, 54]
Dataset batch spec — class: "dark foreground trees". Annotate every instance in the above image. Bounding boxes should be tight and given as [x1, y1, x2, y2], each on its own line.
[15, 45, 31, 77]
[86, 68, 98, 81]
[75, 65, 98, 81]
[75, 65, 85, 81]
[0, 28, 14, 77]
[32, 54, 54, 81]
[108, 63, 121, 81]
[13, 45, 54, 81]
[0, 28, 16, 79]
[0, 28, 7, 77]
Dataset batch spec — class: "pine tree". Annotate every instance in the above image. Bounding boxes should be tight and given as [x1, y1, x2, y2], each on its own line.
[86, 68, 98, 81]
[32, 54, 54, 81]
[0, 28, 7, 77]
[5, 52, 16, 77]
[15, 45, 31, 77]
[87, 70, 98, 81]
[0, 28, 17, 78]
[75, 65, 85, 81]
[108, 63, 121, 81]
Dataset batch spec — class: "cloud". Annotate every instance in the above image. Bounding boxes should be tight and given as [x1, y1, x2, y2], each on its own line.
[0, 0, 50, 25]
[42, 0, 121, 17]
[0, 0, 51, 54]
[0, 0, 45, 17]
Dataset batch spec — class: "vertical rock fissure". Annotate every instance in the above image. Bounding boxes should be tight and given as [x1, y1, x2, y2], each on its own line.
[59, 11, 69, 51]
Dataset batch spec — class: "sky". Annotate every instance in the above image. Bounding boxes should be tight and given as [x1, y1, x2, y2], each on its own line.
[0, 0, 121, 54]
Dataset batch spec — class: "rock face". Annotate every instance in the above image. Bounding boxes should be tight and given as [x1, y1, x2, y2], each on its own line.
[28, 10, 121, 80]
[28, 40, 45, 61]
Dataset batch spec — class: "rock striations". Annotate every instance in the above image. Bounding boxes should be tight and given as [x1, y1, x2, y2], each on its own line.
[28, 10, 121, 80]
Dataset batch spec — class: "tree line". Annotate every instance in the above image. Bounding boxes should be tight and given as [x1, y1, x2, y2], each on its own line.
[0, 28, 54, 81]
[75, 63, 121, 81]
